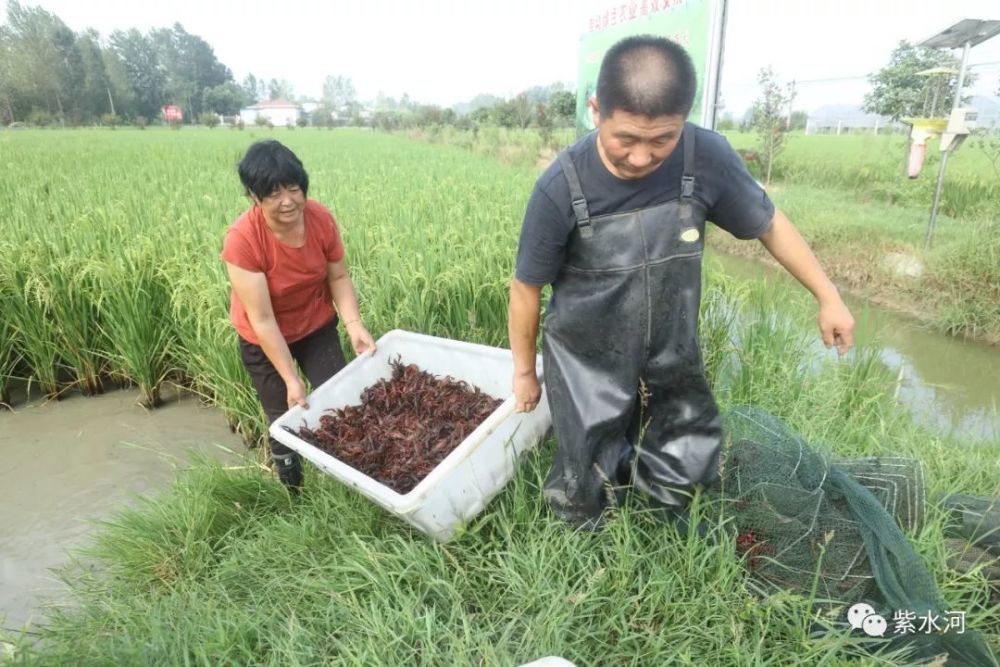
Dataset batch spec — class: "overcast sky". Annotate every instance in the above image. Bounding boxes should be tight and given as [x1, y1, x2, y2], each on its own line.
[4, 0, 1000, 114]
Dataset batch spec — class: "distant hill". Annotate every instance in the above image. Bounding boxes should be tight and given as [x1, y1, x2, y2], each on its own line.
[806, 96, 1000, 132]
[807, 105, 895, 131]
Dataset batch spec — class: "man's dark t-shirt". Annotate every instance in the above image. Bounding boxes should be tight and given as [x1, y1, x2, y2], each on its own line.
[515, 125, 775, 286]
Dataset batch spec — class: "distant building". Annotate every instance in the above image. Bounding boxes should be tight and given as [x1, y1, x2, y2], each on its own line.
[239, 98, 302, 127]
[161, 104, 183, 123]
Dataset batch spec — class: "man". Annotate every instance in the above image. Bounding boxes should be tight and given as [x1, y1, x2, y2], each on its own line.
[508, 35, 855, 529]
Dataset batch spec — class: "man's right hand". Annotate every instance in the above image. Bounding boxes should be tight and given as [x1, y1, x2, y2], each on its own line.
[286, 376, 309, 410]
[513, 371, 541, 413]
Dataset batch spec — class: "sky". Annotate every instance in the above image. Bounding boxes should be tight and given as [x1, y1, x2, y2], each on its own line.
[4, 0, 1000, 115]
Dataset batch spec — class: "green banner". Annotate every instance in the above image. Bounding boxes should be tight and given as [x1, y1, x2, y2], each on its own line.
[576, 0, 720, 133]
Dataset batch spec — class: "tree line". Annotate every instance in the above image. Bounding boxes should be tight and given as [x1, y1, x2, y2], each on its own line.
[0, 1, 277, 125]
[0, 1, 578, 130]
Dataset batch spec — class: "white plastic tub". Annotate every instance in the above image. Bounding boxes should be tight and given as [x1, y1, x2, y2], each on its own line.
[270, 329, 551, 542]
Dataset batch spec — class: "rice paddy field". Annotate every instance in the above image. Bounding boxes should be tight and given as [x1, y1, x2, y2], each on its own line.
[1, 128, 998, 665]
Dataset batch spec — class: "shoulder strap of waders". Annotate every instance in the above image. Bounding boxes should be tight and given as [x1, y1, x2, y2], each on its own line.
[558, 151, 593, 239]
[680, 122, 696, 224]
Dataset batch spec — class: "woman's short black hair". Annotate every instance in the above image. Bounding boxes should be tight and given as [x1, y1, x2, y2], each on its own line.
[596, 35, 697, 119]
[238, 140, 309, 200]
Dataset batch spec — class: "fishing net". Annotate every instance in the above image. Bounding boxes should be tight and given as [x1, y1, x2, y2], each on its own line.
[720, 407, 998, 666]
[941, 494, 1000, 557]
[941, 493, 1000, 604]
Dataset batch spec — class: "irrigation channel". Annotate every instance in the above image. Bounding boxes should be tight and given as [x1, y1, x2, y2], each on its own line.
[0, 385, 245, 632]
[1, 254, 996, 635]
[712, 251, 999, 442]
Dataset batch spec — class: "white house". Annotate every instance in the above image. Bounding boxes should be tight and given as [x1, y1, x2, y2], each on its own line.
[239, 98, 303, 126]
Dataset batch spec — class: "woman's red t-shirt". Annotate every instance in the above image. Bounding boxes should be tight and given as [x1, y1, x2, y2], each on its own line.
[220, 199, 345, 345]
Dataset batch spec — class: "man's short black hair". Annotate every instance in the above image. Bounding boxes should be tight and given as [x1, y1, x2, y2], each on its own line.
[238, 140, 309, 200]
[596, 35, 697, 119]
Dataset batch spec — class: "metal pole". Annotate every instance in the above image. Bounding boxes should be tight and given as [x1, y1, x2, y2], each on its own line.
[705, 0, 729, 130]
[925, 40, 971, 248]
[925, 150, 950, 247]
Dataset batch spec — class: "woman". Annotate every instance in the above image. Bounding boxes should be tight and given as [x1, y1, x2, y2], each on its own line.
[222, 140, 375, 491]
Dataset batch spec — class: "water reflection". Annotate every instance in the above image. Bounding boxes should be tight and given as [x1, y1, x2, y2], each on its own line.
[711, 252, 999, 441]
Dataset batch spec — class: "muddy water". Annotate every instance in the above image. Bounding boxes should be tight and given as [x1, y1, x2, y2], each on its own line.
[712, 252, 999, 441]
[0, 386, 246, 632]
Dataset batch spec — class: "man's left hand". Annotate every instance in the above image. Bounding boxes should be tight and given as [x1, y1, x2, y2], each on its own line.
[347, 321, 377, 356]
[818, 298, 855, 355]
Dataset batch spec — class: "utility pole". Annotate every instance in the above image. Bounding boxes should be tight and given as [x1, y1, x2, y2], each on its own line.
[925, 39, 971, 248]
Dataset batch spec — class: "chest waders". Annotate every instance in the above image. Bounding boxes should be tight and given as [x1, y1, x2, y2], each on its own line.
[541, 125, 723, 528]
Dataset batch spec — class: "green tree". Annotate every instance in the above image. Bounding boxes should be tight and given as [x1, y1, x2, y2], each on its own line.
[75, 29, 115, 119]
[716, 112, 736, 132]
[102, 47, 136, 119]
[109, 28, 166, 119]
[309, 105, 334, 128]
[267, 78, 294, 101]
[203, 81, 249, 115]
[321, 75, 356, 111]
[789, 110, 809, 131]
[199, 111, 219, 128]
[151, 23, 230, 122]
[863, 40, 972, 121]
[468, 106, 491, 125]
[4, 0, 82, 123]
[548, 90, 576, 126]
[241, 73, 265, 103]
[0, 25, 22, 123]
[751, 66, 795, 187]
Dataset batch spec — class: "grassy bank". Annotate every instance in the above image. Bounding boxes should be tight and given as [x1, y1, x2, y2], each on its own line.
[706, 183, 1000, 344]
[1, 129, 997, 664]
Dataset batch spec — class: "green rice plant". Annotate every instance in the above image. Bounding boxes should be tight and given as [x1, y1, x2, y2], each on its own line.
[0, 242, 63, 398]
[0, 270, 22, 408]
[166, 260, 267, 444]
[42, 254, 108, 395]
[97, 245, 173, 409]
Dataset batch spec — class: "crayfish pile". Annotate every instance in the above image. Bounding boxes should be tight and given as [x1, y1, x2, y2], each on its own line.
[295, 357, 502, 494]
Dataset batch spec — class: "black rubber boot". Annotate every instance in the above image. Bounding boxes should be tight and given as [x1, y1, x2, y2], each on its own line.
[272, 452, 303, 493]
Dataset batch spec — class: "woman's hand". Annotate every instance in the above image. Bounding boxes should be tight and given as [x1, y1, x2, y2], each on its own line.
[286, 376, 309, 409]
[346, 320, 377, 356]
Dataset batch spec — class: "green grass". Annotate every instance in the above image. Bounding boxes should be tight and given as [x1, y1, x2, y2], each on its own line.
[0, 128, 997, 664]
[722, 131, 1000, 220]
